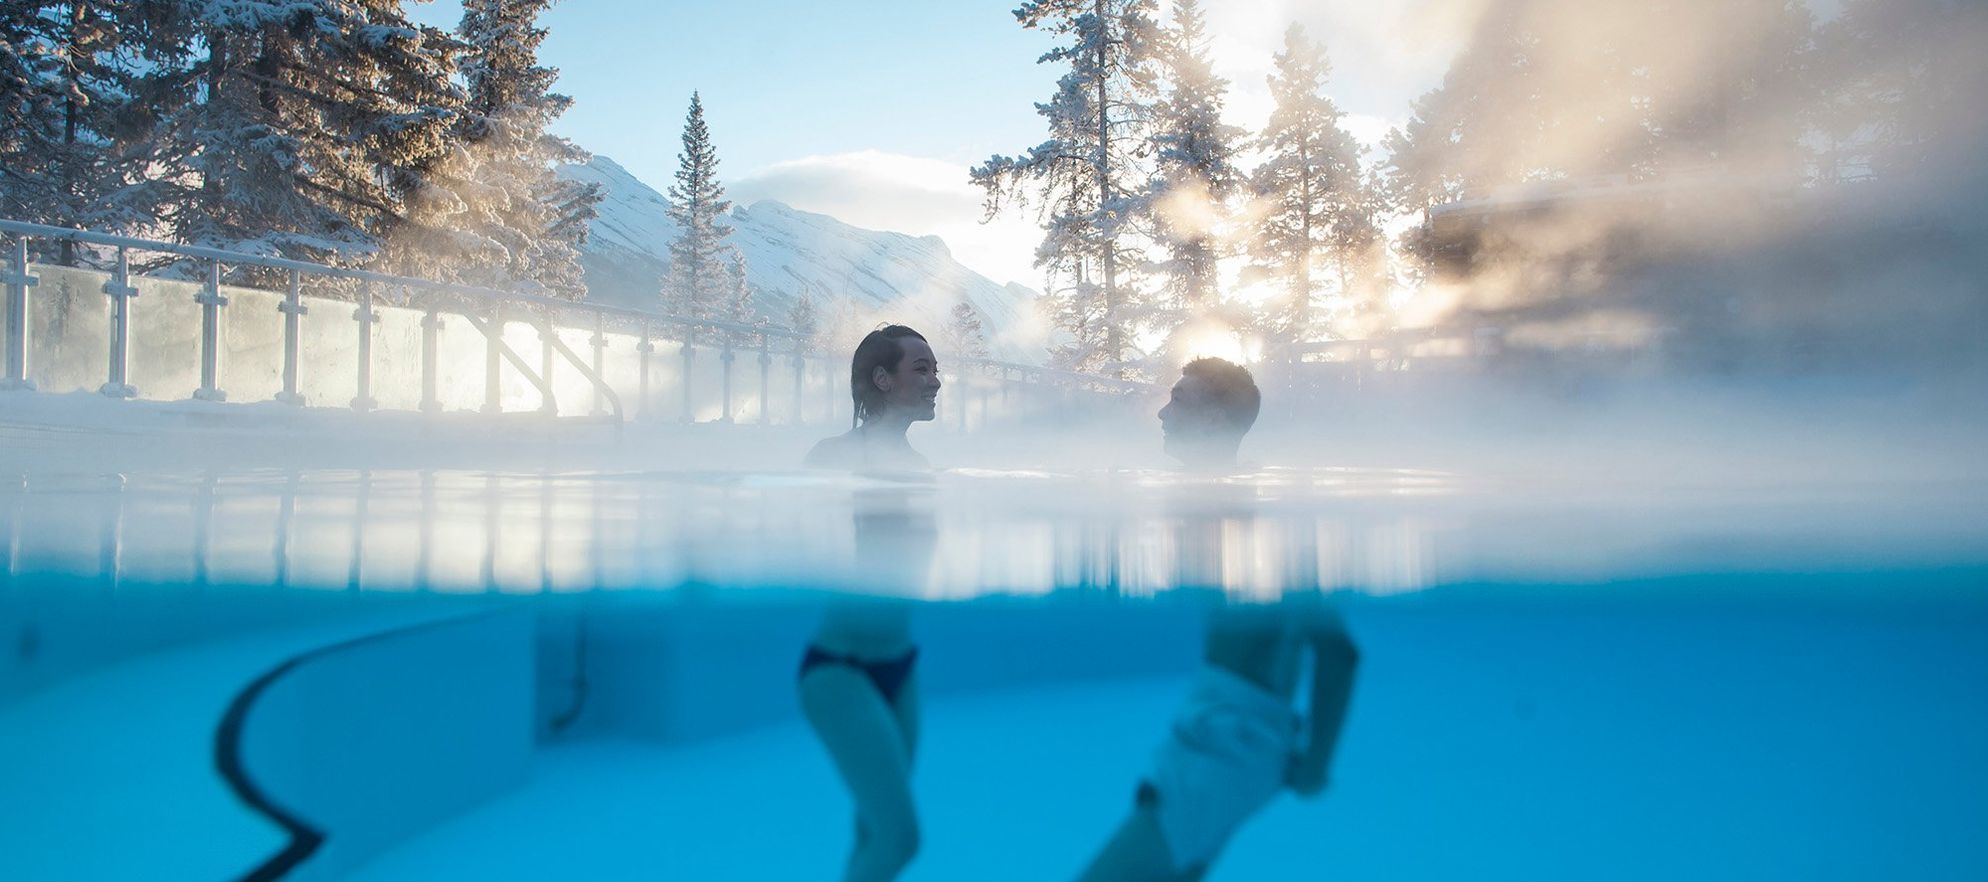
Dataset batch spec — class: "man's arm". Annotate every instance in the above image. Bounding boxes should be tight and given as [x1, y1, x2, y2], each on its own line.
[1286, 611, 1359, 797]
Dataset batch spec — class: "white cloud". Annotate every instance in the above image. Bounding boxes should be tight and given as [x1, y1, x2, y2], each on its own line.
[731, 150, 1043, 289]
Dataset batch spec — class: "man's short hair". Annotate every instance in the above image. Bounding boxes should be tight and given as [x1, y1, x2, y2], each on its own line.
[1181, 357, 1260, 432]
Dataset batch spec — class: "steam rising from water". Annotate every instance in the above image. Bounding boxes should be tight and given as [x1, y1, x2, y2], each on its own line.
[1188, 1, 1988, 382]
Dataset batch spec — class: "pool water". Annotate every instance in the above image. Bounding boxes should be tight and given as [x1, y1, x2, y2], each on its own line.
[2, 465, 1985, 881]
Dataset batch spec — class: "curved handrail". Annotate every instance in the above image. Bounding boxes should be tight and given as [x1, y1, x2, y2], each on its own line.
[213, 609, 511, 882]
[540, 319, 625, 425]
[455, 310, 559, 415]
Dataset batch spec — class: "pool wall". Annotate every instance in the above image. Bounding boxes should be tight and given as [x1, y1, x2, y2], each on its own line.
[538, 595, 1209, 744]
[237, 609, 536, 882]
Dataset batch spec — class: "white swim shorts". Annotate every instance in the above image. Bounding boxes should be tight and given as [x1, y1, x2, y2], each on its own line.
[1139, 665, 1300, 871]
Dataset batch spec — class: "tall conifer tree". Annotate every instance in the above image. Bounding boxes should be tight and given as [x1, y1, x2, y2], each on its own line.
[788, 292, 820, 351]
[663, 91, 735, 321]
[974, 0, 1160, 376]
[1250, 25, 1377, 342]
[947, 301, 990, 357]
[138, 0, 461, 269]
[1147, 0, 1241, 316]
[0, 2, 164, 263]
[401, 0, 598, 297]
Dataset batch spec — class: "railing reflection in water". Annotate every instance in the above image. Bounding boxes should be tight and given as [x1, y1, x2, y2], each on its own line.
[0, 469, 1452, 600]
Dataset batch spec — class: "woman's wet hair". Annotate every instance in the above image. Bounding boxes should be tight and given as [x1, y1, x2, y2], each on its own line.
[850, 325, 928, 426]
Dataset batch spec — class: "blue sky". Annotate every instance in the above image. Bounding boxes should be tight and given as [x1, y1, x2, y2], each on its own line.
[403, 0, 1475, 286]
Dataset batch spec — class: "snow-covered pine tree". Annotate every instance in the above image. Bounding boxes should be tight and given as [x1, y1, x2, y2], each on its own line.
[788, 291, 820, 352]
[0, 2, 159, 263]
[141, 0, 461, 272]
[1250, 24, 1377, 344]
[1821, 0, 1972, 179]
[720, 249, 753, 326]
[946, 300, 989, 358]
[662, 91, 734, 324]
[400, 0, 599, 298]
[1147, 0, 1242, 317]
[533, 167, 601, 299]
[973, 0, 1161, 377]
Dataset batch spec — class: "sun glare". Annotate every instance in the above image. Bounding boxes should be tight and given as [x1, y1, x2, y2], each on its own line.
[1173, 317, 1258, 365]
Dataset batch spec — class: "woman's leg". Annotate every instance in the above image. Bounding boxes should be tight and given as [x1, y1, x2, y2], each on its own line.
[801, 664, 920, 882]
[890, 668, 921, 760]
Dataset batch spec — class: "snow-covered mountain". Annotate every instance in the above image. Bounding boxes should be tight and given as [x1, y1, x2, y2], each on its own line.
[561, 156, 1043, 364]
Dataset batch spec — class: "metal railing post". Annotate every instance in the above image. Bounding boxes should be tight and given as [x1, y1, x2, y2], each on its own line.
[539, 316, 556, 415]
[757, 335, 771, 425]
[276, 269, 306, 405]
[3, 237, 39, 390]
[590, 313, 607, 417]
[348, 470, 369, 591]
[483, 304, 503, 414]
[680, 332, 695, 424]
[636, 324, 654, 422]
[420, 304, 444, 414]
[192, 260, 227, 401]
[791, 348, 806, 426]
[720, 335, 736, 423]
[832, 359, 843, 426]
[100, 246, 138, 398]
[351, 283, 379, 412]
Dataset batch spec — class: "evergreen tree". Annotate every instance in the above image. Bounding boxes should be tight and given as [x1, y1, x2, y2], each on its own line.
[788, 291, 820, 351]
[1816, 0, 1984, 181]
[1378, 5, 1545, 214]
[1249, 25, 1378, 343]
[720, 249, 753, 325]
[399, 0, 598, 298]
[139, 0, 462, 269]
[0, 2, 163, 263]
[662, 91, 735, 321]
[1380, 1, 1818, 213]
[1632, 0, 1814, 182]
[973, 0, 1161, 377]
[946, 300, 989, 358]
[1146, 0, 1241, 315]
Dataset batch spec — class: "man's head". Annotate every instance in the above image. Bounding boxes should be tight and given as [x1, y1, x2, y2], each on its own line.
[1158, 357, 1260, 466]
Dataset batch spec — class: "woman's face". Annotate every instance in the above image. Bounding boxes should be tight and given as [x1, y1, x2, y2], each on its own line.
[873, 336, 942, 422]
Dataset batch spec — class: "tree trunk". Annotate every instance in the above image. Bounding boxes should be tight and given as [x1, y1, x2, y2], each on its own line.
[58, 3, 86, 266]
[1293, 149, 1312, 341]
[1095, 0, 1121, 378]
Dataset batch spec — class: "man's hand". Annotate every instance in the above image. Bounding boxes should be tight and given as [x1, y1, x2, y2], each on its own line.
[1285, 749, 1329, 797]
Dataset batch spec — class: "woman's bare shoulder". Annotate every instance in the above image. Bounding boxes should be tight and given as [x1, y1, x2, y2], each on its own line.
[804, 430, 863, 468]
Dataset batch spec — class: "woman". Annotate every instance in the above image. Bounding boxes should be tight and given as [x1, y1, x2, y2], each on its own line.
[800, 324, 941, 882]
[805, 324, 943, 470]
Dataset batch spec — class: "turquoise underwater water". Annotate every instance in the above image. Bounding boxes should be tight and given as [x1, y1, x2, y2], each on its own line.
[2, 468, 1985, 881]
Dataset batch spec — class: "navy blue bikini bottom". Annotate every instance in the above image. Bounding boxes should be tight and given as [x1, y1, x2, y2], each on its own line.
[799, 645, 920, 706]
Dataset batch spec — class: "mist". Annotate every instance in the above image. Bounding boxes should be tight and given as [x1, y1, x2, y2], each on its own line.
[1360, 0, 1988, 384]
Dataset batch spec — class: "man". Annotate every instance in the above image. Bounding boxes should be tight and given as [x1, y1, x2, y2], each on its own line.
[1156, 357, 1261, 470]
[1077, 357, 1360, 882]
